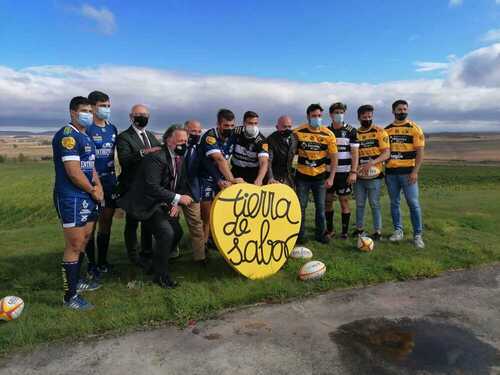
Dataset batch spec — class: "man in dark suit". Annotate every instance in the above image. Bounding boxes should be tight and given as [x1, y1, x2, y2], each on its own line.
[116, 104, 161, 266]
[118, 124, 193, 288]
[182, 120, 206, 264]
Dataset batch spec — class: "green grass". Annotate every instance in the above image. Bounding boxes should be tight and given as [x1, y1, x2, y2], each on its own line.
[1, 162, 500, 354]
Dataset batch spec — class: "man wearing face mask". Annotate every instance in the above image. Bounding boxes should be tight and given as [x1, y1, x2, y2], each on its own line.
[198, 109, 244, 247]
[231, 111, 269, 185]
[116, 104, 161, 267]
[118, 124, 193, 288]
[267, 115, 297, 186]
[180, 120, 207, 265]
[325, 102, 359, 240]
[293, 104, 338, 244]
[52, 96, 104, 310]
[84, 91, 118, 278]
[385, 100, 425, 249]
[353, 105, 390, 240]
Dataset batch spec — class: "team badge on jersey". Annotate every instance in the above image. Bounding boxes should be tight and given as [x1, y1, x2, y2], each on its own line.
[63, 126, 73, 135]
[206, 136, 217, 145]
[61, 136, 76, 150]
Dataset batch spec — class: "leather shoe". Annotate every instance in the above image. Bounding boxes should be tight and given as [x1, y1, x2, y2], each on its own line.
[153, 276, 178, 289]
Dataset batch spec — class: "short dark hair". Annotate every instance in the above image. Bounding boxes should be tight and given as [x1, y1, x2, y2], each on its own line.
[163, 124, 187, 142]
[243, 111, 259, 123]
[217, 109, 235, 123]
[357, 104, 374, 118]
[69, 96, 91, 111]
[306, 103, 323, 116]
[392, 100, 408, 111]
[88, 91, 110, 105]
[329, 102, 347, 113]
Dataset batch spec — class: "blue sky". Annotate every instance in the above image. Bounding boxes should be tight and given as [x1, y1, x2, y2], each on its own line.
[1, 0, 500, 131]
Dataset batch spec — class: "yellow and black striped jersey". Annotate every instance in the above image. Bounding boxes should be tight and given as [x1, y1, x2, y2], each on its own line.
[357, 125, 390, 174]
[385, 120, 425, 174]
[293, 124, 337, 180]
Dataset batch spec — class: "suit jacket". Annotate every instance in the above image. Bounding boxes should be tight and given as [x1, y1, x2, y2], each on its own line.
[116, 126, 161, 195]
[183, 143, 201, 202]
[267, 130, 297, 184]
[117, 147, 189, 221]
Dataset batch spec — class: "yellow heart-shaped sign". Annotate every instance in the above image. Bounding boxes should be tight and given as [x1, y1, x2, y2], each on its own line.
[210, 183, 302, 279]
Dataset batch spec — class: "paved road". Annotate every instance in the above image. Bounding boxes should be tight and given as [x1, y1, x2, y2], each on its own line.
[2, 265, 500, 375]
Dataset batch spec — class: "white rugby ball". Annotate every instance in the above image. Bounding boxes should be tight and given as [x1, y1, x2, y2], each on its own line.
[0, 296, 24, 321]
[298, 261, 326, 281]
[290, 246, 313, 259]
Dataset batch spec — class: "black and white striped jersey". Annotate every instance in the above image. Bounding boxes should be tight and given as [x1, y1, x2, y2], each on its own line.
[328, 123, 359, 173]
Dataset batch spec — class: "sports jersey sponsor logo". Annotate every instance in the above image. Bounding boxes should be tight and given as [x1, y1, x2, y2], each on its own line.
[61, 136, 76, 150]
[96, 148, 112, 157]
[80, 160, 95, 169]
[390, 152, 404, 159]
[300, 141, 322, 151]
[92, 135, 103, 142]
[82, 200, 89, 209]
[206, 136, 217, 145]
[85, 145, 92, 153]
[391, 135, 409, 143]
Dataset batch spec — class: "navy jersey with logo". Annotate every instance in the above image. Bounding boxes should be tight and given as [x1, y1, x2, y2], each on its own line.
[198, 128, 236, 181]
[52, 124, 96, 198]
[86, 123, 118, 191]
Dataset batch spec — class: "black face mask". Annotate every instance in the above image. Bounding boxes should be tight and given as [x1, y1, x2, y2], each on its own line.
[222, 128, 233, 138]
[174, 143, 187, 156]
[279, 129, 292, 137]
[133, 116, 149, 128]
[188, 134, 201, 145]
[360, 120, 372, 128]
[395, 113, 408, 121]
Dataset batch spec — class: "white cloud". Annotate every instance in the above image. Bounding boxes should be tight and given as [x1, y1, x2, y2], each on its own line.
[414, 62, 450, 72]
[481, 28, 500, 42]
[79, 4, 116, 35]
[449, 0, 463, 7]
[1, 44, 500, 132]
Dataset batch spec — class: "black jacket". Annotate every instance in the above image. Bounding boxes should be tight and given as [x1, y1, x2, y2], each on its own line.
[116, 126, 161, 195]
[117, 147, 189, 221]
[267, 130, 297, 183]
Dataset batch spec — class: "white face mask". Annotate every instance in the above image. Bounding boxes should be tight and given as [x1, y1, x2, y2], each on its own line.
[333, 113, 344, 124]
[245, 125, 259, 138]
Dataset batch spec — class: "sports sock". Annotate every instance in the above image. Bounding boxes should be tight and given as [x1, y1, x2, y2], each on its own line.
[62, 260, 79, 302]
[341, 212, 351, 235]
[84, 235, 96, 266]
[325, 211, 334, 232]
[97, 232, 110, 266]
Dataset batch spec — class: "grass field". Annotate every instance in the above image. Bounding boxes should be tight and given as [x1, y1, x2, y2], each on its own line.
[1, 161, 500, 355]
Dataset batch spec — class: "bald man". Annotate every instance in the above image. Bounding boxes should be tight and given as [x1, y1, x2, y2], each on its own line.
[116, 104, 161, 267]
[267, 115, 297, 186]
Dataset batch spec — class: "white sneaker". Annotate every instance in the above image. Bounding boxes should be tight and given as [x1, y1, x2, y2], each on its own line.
[414, 234, 425, 249]
[389, 229, 404, 242]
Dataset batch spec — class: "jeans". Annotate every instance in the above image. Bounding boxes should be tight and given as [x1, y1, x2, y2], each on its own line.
[385, 174, 423, 235]
[296, 178, 326, 239]
[355, 178, 382, 232]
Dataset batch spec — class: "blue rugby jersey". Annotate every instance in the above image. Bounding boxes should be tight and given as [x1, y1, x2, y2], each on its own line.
[52, 124, 96, 197]
[198, 128, 236, 181]
[86, 122, 118, 190]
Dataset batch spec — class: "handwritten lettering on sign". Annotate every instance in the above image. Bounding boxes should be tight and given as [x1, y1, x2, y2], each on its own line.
[210, 183, 301, 279]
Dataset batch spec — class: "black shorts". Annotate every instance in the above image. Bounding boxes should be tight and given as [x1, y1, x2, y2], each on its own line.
[327, 172, 352, 196]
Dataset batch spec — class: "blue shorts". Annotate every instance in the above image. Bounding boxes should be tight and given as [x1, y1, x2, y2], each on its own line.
[200, 177, 220, 202]
[54, 192, 99, 228]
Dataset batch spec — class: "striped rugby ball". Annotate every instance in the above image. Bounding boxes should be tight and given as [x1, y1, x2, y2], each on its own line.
[298, 261, 326, 281]
[357, 236, 374, 252]
[290, 246, 313, 259]
[0, 296, 24, 321]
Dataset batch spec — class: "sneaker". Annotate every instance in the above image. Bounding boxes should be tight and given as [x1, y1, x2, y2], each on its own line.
[63, 294, 94, 311]
[87, 264, 101, 281]
[351, 228, 364, 238]
[153, 275, 178, 289]
[414, 234, 425, 249]
[371, 232, 382, 241]
[96, 262, 113, 274]
[77, 278, 102, 293]
[389, 229, 404, 242]
[324, 230, 336, 239]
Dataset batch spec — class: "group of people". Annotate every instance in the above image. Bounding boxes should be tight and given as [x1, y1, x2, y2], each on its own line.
[52, 91, 425, 310]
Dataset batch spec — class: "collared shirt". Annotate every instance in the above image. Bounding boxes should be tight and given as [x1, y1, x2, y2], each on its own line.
[86, 122, 118, 190]
[328, 123, 359, 173]
[167, 147, 181, 206]
[385, 119, 425, 174]
[132, 125, 151, 148]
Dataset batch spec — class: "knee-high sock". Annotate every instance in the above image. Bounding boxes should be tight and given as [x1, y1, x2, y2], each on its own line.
[341, 213, 351, 235]
[62, 260, 79, 302]
[325, 211, 334, 232]
[97, 232, 110, 266]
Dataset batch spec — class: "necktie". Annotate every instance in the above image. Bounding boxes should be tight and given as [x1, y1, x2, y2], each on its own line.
[171, 155, 182, 190]
[141, 132, 151, 148]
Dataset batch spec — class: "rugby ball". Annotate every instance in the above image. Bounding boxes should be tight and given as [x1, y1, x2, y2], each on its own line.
[358, 165, 381, 179]
[357, 236, 374, 252]
[0, 296, 24, 321]
[298, 261, 326, 281]
[290, 246, 313, 259]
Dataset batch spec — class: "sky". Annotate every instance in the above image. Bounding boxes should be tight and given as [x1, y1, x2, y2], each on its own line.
[1, 0, 500, 132]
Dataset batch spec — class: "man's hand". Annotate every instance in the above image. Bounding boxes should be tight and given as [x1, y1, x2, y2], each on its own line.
[358, 160, 374, 175]
[268, 178, 280, 184]
[347, 172, 357, 185]
[408, 171, 418, 185]
[232, 177, 245, 184]
[91, 185, 104, 203]
[218, 180, 232, 190]
[178, 195, 193, 206]
[143, 146, 162, 155]
[254, 177, 263, 186]
[169, 205, 180, 218]
[325, 176, 334, 189]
